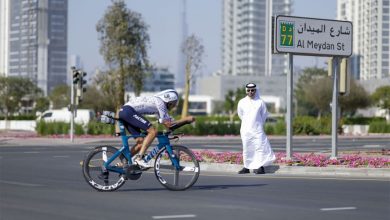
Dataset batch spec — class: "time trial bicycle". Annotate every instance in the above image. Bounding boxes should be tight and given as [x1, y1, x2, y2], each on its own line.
[82, 111, 200, 191]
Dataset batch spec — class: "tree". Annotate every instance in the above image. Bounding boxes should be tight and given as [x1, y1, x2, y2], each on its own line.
[371, 85, 390, 120]
[96, 0, 150, 113]
[295, 67, 328, 116]
[224, 88, 246, 122]
[296, 68, 371, 118]
[181, 34, 204, 118]
[339, 80, 371, 116]
[34, 97, 50, 113]
[49, 84, 70, 109]
[78, 75, 117, 113]
[0, 76, 41, 119]
[303, 77, 333, 118]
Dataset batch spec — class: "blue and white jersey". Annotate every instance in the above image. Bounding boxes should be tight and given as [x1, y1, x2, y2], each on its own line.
[123, 96, 172, 123]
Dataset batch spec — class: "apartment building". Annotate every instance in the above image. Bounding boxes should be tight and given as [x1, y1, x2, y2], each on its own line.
[4, 0, 68, 95]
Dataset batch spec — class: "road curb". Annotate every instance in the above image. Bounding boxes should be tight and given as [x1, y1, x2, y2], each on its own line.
[200, 163, 390, 178]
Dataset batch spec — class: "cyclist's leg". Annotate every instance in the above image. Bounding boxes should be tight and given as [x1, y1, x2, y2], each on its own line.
[119, 110, 144, 155]
[131, 137, 144, 155]
[138, 126, 157, 156]
[133, 126, 156, 169]
[119, 106, 154, 168]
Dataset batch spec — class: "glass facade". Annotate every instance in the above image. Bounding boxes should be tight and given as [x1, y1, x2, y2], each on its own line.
[338, 0, 390, 80]
[8, 0, 67, 95]
[222, 0, 291, 76]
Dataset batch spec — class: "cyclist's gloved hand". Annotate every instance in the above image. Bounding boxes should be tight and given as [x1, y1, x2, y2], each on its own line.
[187, 116, 195, 123]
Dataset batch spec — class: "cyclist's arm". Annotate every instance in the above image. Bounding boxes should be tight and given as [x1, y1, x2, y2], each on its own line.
[164, 116, 195, 130]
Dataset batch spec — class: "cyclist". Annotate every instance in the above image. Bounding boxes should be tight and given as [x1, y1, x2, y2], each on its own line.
[119, 89, 195, 169]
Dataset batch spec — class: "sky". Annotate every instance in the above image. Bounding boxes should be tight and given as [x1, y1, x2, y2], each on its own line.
[68, 0, 337, 77]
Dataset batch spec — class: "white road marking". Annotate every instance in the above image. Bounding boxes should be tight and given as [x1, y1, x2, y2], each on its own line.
[23, 151, 39, 154]
[152, 214, 196, 219]
[320, 207, 357, 211]
[53, 155, 69, 158]
[362, 145, 381, 148]
[0, 180, 44, 187]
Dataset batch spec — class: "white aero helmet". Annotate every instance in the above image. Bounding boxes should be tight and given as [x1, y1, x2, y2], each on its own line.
[154, 89, 179, 106]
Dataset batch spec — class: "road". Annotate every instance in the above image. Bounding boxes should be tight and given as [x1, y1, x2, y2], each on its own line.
[88, 136, 390, 152]
[0, 145, 389, 220]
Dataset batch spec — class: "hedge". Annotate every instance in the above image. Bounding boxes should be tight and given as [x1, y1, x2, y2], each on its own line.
[368, 121, 390, 133]
[0, 115, 36, 120]
[36, 121, 84, 135]
[342, 117, 386, 125]
[35, 116, 389, 136]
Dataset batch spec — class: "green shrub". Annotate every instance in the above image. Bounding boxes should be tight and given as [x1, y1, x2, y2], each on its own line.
[175, 119, 241, 136]
[293, 116, 319, 135]
[342, 117, 386, 125]
[274, 120, 286, 135]
[86, 121, 115, 135]
[318, 116, 332, 134]
[265, 124, 275, 135]
[36, 121, 84, 135]
[369, 121, 390, 133]
[0, 115, 36, 120]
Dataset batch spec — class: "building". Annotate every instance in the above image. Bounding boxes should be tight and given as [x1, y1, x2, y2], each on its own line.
[197, 74, 287, 112]
[176, 0, 188, 90]
[125, 66, 175, 98]
[337, 0, 390, 80]
[222, 0, 291, 76]
[4, 0, 68, 95]
[0, 0, 10, 76]
[186, 95, 214, 115]
[142, 67, 175, 92]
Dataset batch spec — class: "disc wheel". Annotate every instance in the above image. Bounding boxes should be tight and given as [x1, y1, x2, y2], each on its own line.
[82, 146, 128, 191]
[154, 145, 200, 191]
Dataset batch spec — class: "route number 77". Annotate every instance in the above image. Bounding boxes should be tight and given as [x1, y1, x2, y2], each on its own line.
[280, 22, 294, 47]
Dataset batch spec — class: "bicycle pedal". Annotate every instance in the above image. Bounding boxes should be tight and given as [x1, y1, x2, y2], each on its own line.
[139, 167, 151, 171]
[98, 171, 109, 180]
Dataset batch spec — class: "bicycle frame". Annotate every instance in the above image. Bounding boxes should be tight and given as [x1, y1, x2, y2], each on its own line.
[103, 120, 180, 174]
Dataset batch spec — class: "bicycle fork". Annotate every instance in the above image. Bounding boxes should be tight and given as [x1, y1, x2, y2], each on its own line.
[144, 144, 181, 170]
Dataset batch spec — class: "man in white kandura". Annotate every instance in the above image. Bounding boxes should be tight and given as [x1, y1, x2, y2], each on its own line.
[237, 83, 276, 174]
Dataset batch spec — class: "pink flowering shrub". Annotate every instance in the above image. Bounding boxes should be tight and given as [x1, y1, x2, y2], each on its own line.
[191, 150, 390, 168]
[195, 150, 243, 164]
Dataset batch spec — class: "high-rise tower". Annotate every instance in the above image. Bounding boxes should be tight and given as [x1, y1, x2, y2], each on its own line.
[0, 0, 10, 76]
[176, 0, 188, 89]
[6, 0, 68, 95]
[222, 0, 291, 76]
[338, 0, 390, 80]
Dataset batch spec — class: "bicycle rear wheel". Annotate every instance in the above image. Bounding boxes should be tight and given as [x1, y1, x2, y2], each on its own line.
[154, 145, 200, 191]
[82, 146, 128, 191]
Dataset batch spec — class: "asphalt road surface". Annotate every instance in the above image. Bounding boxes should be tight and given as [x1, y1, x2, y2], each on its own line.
[0, 145, 389, 220]
[87, 136, 390, 153]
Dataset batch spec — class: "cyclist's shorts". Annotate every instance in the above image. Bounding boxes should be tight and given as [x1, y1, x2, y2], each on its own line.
[119, 105, 152, 137]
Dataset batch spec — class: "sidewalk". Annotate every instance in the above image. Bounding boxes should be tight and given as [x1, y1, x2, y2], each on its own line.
[1, 130, 389, 179]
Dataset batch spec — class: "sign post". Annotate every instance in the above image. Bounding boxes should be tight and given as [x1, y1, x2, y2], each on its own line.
[331, 57, 340, 159]
[273, 15, 352, 159]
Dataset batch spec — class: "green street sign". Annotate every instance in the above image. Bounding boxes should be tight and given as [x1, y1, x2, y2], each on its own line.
[280, 22, 294, 47]
[274, 15, 353, 57]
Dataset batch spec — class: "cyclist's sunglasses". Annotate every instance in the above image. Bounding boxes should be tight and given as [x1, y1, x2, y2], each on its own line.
[246, 89, 256, 93]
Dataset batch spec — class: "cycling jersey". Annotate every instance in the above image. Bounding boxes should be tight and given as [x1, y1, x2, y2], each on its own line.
[123, 96, 172, 123]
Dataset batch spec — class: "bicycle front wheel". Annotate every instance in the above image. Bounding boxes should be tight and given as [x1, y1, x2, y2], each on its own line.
[154, 145, 200, 191]
[82, 146, 128, 191]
